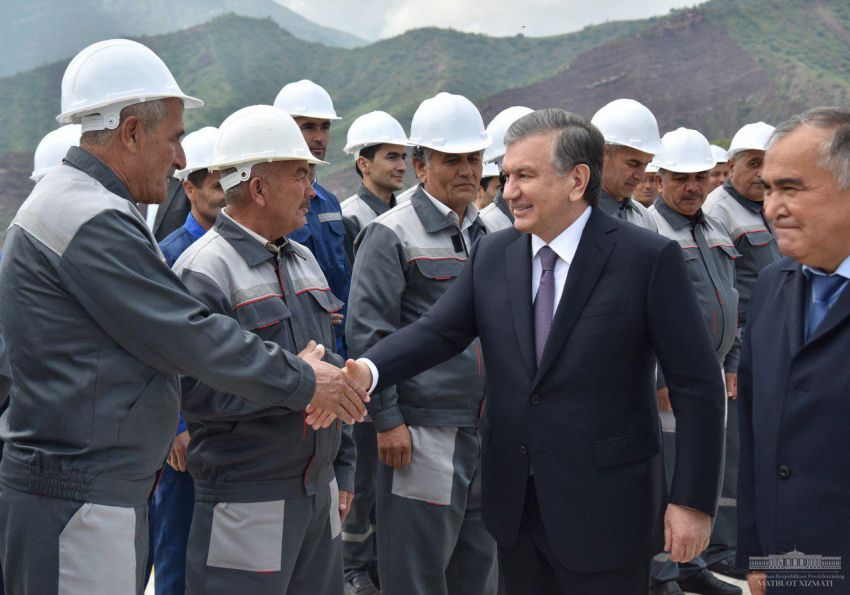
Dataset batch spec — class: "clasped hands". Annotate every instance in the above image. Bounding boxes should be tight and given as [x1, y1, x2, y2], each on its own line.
[298, 342, 374, 430]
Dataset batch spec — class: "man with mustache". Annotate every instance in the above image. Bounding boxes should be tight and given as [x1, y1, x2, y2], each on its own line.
[0, 41, 367, 594]
[346, 93, 498, 595]
[648, 128, 742, 595]
[703, 121, 781, 580]
[175, 106, 355, 595]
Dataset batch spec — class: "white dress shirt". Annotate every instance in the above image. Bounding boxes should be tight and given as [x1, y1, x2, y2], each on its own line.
[421, 187, 480, 251]
[530, 205, 592, 318]
[361, 206, 593, 393]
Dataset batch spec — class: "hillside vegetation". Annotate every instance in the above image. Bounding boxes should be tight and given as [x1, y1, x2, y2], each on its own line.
[1, 0, 848, 231]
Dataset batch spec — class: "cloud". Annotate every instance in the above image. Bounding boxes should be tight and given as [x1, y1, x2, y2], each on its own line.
[275, 0, 704, 40]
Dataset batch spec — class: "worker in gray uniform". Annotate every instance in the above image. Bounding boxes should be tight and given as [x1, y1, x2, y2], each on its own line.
[347, 93, 498, 595]
[476, 162, 511, 232]
[341, 111, 411, 266]
[0, 40, 367, 595]
[175, 105, 354, 595]
[647, 128, 742, 595]
[702, 121, 781, 580]
[339, 110, 412, 595]
[591, 98, 662, 232]
[482, 106, 533, 226]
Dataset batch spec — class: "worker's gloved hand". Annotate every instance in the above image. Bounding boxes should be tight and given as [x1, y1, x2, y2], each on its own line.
[166, 430, 190, 472]
[378, 424, 412, 469]
[301, 346, 369, 429]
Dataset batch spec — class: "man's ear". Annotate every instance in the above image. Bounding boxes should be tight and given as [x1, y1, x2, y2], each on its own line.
[568, 164, 591, 203]
[119, 115, 142, 154]
[247, 176, 266, 208]
[655, 173, 664, 193]
[356, 155, 370, 177]
[182, 179, 196, 204]
[413, 159, 428, 184]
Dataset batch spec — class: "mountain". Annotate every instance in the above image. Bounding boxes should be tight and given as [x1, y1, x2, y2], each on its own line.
[479, 0, 850, 135]
[1, 0, 848, 234]
[0, 0, 367, 78]
[0, 13, 647, 164]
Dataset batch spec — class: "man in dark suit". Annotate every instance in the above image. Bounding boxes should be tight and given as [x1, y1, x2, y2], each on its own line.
[346, 109, 725, 593]
[738, 107, 850, 595]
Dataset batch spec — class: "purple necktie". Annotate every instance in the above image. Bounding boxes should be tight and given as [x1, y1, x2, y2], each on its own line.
[534, 246, 559, 364]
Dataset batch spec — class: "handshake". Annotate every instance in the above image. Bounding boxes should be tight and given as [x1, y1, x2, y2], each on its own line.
[298, 341, 374, 429]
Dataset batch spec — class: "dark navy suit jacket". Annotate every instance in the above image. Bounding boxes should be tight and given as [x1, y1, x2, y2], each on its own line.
[737, 257, 850, 569]
[363, 206, 725, 572]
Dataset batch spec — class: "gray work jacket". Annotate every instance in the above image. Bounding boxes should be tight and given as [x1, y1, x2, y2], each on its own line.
[598, 191, 658, 232]
[346, 188, 487, 432]
[703, 180, 782, 326]
[649, 200, 740, 371]
[0, 147, 315, 507]
[174, 213, 355, 502]
[491, 188, 514, 222]
[340, 184, 396, 265]
[478, 202, 513, 232]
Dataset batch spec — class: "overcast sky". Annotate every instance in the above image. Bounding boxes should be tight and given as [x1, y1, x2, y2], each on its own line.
[277, 0, 707, 40]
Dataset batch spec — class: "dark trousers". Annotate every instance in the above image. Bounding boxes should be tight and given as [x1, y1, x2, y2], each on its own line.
[342, 421, 378, 580]
[145, 464, 195, 594]
[498, 479, 649, 595]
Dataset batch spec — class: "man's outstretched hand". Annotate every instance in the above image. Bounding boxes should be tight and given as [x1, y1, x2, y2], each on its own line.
[298, 342, 369, 429]
[343, 359, 373, 392]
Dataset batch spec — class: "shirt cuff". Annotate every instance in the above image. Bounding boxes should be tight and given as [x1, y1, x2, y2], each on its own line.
[358, 358, 379, 393]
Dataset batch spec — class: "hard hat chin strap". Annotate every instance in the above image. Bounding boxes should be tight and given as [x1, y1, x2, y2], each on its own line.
[220, 164, 255, 191]
[79, 100, 142, 133]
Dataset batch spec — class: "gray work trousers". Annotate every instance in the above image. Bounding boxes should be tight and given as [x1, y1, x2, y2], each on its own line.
[342, 420, 378, 579]
[185, 477, 343, 595]
[0, 484, 148, 595]
[376, 425, 498, 595]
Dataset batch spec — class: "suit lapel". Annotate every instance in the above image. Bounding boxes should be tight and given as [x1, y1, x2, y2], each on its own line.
[782, 262, 806, 356]
[533, 209, 616, 388]
[506, 233, 536, 381]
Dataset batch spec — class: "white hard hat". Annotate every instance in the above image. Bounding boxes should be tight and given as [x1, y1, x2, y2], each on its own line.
[31, 124, 81, 182]
[727, 122, 775, 159]
[210, 105, 327, 191]
[710, 144, 729, 164]
[653, 128, 716, 174]
[645, 162, 659, 174]
[591, 98, 663, 155]
[344, 111, 411, 156]
[57, 39, 203, 132]
[273, 80, 340, 120]
[483, 106, 534, 163]
[482, 162, 500, 179]
[176, 127, 220, 180]
[409, 92, 490, 155]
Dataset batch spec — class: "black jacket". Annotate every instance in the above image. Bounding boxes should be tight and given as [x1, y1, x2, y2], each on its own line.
[363, 206, 725, 572]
